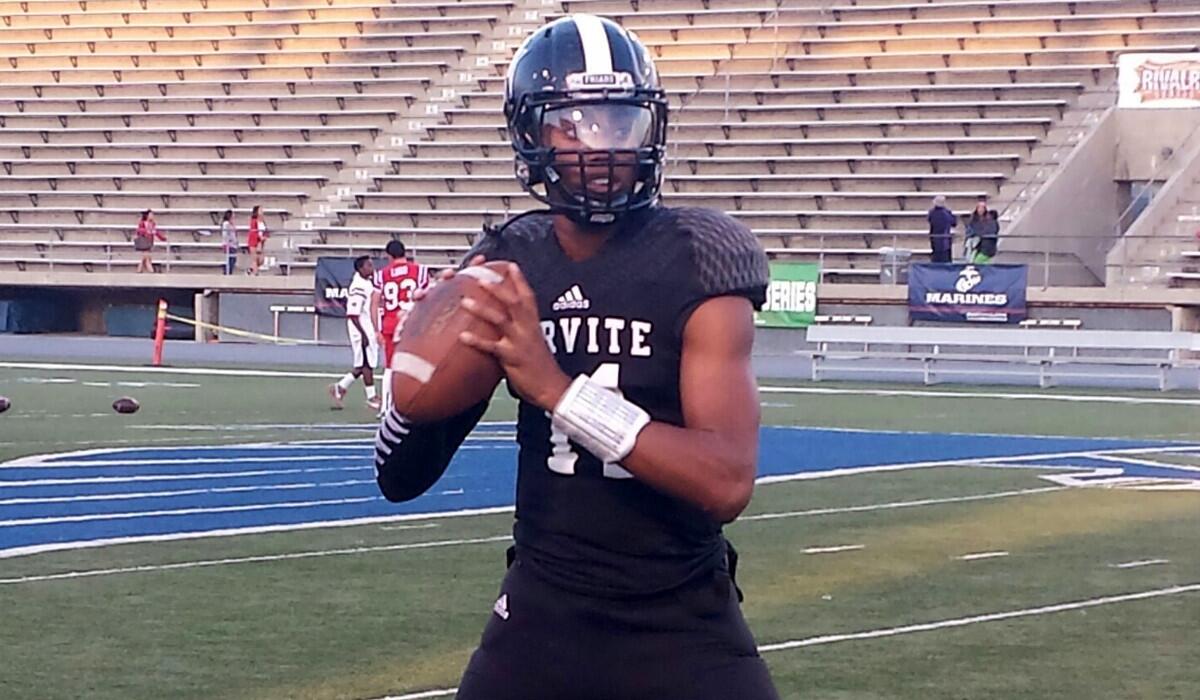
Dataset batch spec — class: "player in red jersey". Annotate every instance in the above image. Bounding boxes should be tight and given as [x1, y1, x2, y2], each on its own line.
[371, 240, 430, 415]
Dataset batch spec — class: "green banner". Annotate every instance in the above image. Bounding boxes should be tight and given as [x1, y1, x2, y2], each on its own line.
[755, 262, 819, 328]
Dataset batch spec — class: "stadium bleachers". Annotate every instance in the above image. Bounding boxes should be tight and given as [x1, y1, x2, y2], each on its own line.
[0, 0, 510, 273]
[2, 0, 1199, 280]
[325, 0, 1200, 280]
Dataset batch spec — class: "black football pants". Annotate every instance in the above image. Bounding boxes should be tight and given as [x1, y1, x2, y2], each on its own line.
[456, 550, 780, 700]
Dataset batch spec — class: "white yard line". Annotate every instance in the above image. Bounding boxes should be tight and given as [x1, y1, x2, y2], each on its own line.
[1088, 454, 1200, 473]
[0, 479, 375, 506]
[370, 581, 1200, 700]
[1120, 482, 1200, 491]
[0, 535, 512, 584]
[128, 425, 376, 432]
[757, 582, 1200, 652]
[0, 506, 517, 559]
[5, 412, 110, 419]
[0, 496, 381, 528]
[1110, 559, 1170, 569]
[13, 377, 77, 384]
[14, 436, 258, 450]
[125, 422, 516, 433]
[1039, 468, 1200, 491]
[0, 361, 339, 379]
[758, 444, 1200, 486]
[4, 455, 364, 469]
[79, 381, 199, 389]
[803, 545, 864, 555]
[0, 465, 365, 488]
[0, 431, 516, 468]
[740, 486, 1064, 521]
[760, 385, 1200, 407]
[956, 551, 1010, 561]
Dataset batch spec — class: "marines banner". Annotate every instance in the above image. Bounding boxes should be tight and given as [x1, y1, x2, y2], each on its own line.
[908, 264, 1028, 323]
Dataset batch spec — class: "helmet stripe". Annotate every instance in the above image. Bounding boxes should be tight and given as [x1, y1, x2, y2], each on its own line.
[573, 14, 613, 74]
[605, 20, 637, 75]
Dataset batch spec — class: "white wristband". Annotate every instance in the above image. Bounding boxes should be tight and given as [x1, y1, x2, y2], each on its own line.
[551, 374, 650, 464]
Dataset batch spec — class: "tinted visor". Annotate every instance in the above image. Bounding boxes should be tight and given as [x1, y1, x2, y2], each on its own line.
[539, 103, 655, 151]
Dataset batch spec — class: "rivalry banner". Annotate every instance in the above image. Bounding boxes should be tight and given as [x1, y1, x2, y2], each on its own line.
[755, 262, 819, 328]
[314, 257, 360, 317]
[908, 264, 1027, 323]
[1118, 52, 1200, 109]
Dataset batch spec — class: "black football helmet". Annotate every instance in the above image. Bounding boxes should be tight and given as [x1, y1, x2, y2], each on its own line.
[504, 14, 668, 226]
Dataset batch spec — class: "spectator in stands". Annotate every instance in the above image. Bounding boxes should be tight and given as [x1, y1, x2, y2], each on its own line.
[927, 195, 956, 264]
[247, 205, 269, 276]
[976, 209, 1001, 264]
[220, 209, 238, 275]
[134, 209, 166, 273]
[963, 199, 989, 262]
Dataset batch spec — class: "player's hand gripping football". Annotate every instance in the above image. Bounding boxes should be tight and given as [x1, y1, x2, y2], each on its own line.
[457, 261, 571, 412]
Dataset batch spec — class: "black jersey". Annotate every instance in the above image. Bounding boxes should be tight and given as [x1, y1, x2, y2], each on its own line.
[471, 206, 768, 597]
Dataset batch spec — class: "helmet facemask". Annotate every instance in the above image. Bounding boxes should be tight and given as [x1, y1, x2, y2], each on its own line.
[509, 88, 667, 226]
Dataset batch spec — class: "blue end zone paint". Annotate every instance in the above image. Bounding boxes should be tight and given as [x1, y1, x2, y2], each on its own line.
[1, 426, 1196, 557]
[755, 427, 1173, 476]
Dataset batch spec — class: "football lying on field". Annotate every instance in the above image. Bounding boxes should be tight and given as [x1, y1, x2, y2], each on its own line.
[112, 396, 140, 414]
[390, 261, 508, 423]
[0, 396, 10, 414]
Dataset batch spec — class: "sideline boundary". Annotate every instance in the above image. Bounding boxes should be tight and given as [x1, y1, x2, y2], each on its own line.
[7, 362, 1200, 404]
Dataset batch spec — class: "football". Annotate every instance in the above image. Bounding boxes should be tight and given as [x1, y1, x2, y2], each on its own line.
[0, 396, 10, 414]
[390, 261, 509, 423]
[112, 396, 140, 414]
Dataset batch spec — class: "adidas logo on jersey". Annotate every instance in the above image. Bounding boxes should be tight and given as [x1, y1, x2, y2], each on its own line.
[552, 284, 591, 311]
[493, 593, 510, 621]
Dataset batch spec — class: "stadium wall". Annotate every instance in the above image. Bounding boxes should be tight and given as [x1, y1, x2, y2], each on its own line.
[217, 292, 343, 344]
[1002, 107, 1120, 284]
[1113, 109, 1200, 180]
[0, 286, 196, 337]
[1107, 111, 1200, 284]
[1006, 108, 1200, 285]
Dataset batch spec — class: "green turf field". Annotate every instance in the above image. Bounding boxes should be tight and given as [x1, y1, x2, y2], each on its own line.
[1, 363, 1198, 700]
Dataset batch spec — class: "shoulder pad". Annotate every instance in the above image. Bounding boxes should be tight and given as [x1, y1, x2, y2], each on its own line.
[672, 207, 769, 308]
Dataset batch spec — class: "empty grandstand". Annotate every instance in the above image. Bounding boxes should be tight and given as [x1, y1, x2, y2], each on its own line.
[0, 0, 1195, 348]
[0, 0, 1198, 288]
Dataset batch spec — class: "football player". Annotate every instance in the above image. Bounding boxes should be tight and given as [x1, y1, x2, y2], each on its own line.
[374, 14, 778, 700]
[329, 256, 380, 410]
[371, 240, 430, 417]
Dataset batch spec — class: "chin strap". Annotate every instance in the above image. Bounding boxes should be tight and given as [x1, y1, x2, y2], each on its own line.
[480, 208, 554, 239]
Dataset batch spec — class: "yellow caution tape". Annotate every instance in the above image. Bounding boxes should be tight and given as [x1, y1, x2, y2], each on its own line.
[165, 312, 324, 346]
